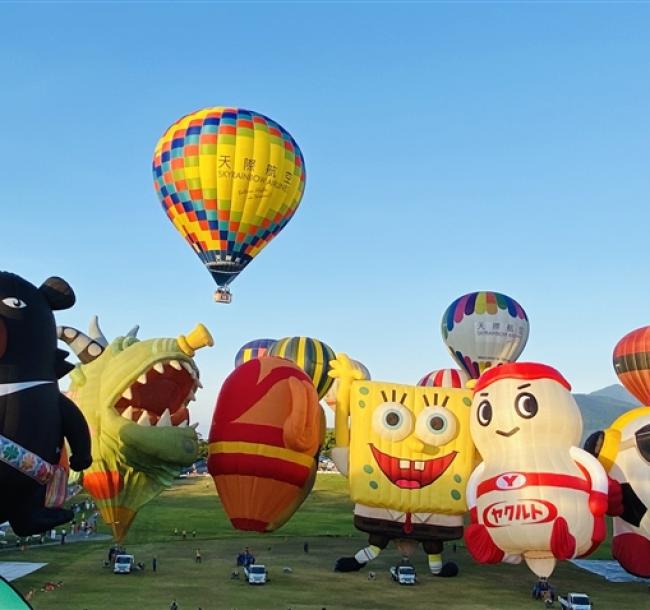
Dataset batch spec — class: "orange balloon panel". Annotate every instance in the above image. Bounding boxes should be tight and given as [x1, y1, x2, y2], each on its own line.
[613, 326, 650, 405]
[208, 357, 325, 532]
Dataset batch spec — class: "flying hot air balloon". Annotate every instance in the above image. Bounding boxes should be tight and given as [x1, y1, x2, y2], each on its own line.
[441, 291, 529, 379]
[613, 326, 650, 405]
[417, 368, 469, 389]
[152, 107, 306, 303]
[234, 338, 276, 368]
[269, 336, 336, 399]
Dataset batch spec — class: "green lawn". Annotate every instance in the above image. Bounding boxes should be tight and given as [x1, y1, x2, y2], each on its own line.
[4, 475, 649, 610]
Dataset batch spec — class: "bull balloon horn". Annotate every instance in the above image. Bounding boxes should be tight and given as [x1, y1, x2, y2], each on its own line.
[178, 324, 214, 357]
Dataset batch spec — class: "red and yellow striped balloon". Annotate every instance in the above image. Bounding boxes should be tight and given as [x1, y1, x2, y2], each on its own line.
[208, 357, 325, 532]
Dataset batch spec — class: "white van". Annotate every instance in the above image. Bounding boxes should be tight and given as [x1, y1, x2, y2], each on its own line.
[244, 564, 267, 584]
[113, 554, 134, 574]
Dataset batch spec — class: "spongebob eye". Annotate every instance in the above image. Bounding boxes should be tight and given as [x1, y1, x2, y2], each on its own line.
[372, 402, 413, 441]
[1, 297, 26, 309]
[477, 400, 492, 427]
[515, 392, 538, 419]
[416, 407, 458, 446]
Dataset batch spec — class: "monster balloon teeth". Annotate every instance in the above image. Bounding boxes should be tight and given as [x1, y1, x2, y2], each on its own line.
[110, 356, 199, 427]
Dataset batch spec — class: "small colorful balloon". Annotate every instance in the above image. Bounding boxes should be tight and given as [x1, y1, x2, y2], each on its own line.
[441, 291, 529, 379]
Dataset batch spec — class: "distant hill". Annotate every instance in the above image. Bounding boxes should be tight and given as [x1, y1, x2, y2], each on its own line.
[574, 384, 639, 444]
[589, 383, 638, 404]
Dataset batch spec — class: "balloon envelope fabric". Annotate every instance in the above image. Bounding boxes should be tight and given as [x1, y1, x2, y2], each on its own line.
[234, 338, 276, 368]
[269, 336, 336, 399]
[418, 368, 469, 389]
[441, 291, 529, 379]
[152, 107, 306, 288]
[208, 357, 325, 532]
[613, 326, 650, 405]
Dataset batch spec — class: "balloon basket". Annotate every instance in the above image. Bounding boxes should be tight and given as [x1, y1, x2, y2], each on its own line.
[214, 288, 232, 304]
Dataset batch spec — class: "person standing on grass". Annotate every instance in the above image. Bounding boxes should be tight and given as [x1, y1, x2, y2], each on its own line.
[169, 600, 178, 610]
[153, 556, 157, 572]
[182, 529, 187, 540]
[195, 548, 202, 564]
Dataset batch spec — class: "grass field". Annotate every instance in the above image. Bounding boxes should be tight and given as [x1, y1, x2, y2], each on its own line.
[4, 475, 649, 610]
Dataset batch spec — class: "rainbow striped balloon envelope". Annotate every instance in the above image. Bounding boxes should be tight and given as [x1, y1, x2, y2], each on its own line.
[441, 291, 529, 379]
[152, 107, 306, 290]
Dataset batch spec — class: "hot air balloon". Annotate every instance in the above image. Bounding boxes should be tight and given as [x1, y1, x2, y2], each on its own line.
[234, 338, 276, 368]
[61, 318, 211, 542]
[613, 326, 650, 405]
[465, 363, 608, 580]
[269, 336, 336, 399]
[152, 107, 306, 303]
[208, 357, 325, 532]
[417, 368, 469, 389]
[441, 291, 529, 379]
[328, 354, 476, 576]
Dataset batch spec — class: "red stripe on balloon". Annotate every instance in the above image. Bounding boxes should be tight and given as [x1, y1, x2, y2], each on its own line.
[209, 453, 309, 488]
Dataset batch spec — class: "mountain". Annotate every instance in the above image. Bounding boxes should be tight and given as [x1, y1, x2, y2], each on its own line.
[574, 384, 639, 444]
[589, 384, 638, 404]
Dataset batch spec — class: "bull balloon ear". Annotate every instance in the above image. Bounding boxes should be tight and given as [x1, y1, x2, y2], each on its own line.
[584, 431, 605, 457]
[40, 277, 76, 311]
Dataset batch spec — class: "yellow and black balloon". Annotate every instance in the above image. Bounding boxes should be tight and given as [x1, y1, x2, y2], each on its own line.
[269, 336, 336, 399]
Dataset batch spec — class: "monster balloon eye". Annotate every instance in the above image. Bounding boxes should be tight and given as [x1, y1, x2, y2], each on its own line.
[1, 297, 26, 309]
[514, 392, 538, 419]
[372, 403, 413, 441]
[416, 407, 458, 446]
[477, 400, 493, 426]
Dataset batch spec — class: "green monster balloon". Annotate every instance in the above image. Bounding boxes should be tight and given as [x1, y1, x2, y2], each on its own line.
[59, 317, 213, 542]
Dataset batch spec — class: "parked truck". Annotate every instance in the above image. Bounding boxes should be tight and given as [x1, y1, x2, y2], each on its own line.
[113, 554, 135, 574]
[244, 564, 267, 585]
[390, 564, 416, 585]
[558, 593, 593, 610]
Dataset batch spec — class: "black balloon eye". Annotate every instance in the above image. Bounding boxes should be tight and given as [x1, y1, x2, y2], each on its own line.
[515, 392, 538, 419]
[477, 400, 492, 426]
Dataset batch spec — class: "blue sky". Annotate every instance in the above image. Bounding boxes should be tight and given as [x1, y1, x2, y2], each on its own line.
[2, 2, 649, 434]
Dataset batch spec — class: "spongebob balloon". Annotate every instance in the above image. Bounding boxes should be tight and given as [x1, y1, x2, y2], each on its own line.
[330, 354, 477, 576]
[465, 362, 609, 579]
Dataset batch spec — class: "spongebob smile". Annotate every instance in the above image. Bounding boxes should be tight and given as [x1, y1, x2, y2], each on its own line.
[369, 444, 457, 489]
